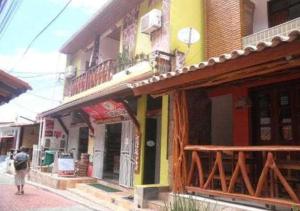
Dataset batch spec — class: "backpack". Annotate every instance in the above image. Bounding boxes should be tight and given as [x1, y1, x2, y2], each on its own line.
[14, 160, 27, 171]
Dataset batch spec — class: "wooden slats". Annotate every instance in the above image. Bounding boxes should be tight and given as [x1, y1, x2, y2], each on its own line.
[183, 147, 300, 208]
[186, 186, 300, 208]
[66, 59, 115, 97]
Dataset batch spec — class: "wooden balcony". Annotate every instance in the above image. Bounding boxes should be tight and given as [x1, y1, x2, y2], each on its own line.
[64, 51, 175, 97]
[65, 59, 116, 97]
[152, 50, 174, 75]
[181, 145, 300, 208]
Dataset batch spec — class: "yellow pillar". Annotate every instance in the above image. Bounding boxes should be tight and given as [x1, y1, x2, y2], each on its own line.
[134, 95, 147, 185]
[160, 95, 169, 185]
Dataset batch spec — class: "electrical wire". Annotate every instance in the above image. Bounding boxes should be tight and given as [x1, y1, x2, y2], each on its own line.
[16, 72, 64, 79]
[27, 93, 61, 102]
[12, 102, 38, 114]
[0, 0, 23, 41]
[9, 0, 73, 73]
[0, 0, 8, 14]
[10, 71, 64, 75]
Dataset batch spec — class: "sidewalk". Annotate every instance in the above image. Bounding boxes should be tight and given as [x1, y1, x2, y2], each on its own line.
[0, 169, 112, 211]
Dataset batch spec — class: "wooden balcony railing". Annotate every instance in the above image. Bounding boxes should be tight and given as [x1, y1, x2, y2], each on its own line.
[183, 145, 300, 208]
[64, 51, 177, 97]
[65, 59, 116, 97]
[152, 50, 174, 75]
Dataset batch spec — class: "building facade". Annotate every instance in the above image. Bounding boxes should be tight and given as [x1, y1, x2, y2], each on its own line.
[36, 0, 205, 202]
[132, 0, 300, 209]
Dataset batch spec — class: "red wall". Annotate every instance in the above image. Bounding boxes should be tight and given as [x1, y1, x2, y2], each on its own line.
[208, 73, 300, 146]
[209, 86, 250, 146]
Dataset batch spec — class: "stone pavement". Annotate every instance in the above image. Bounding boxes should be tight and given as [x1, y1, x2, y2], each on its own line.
[0, 171, 109, 211]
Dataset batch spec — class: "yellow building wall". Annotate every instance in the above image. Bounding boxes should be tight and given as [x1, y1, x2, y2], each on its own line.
[134, 0, 205, 186]
[134, 0, 162, 55]
[134, 95, 147, 185]
[170, 0, 205, 65]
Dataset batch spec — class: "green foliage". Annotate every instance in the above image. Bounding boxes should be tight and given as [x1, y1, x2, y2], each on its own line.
[292, 205, 300, 211]
[116, 48, 149, 72]
[164, 194, 216, 211]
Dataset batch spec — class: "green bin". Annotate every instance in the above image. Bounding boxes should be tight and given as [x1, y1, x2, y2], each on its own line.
[43, 151, 54, 165]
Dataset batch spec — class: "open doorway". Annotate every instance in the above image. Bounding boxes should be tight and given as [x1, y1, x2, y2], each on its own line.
[78, 127, 89, 158]
[143, 96, 162, 184]
[103, 123, 122, 181]
[0, 137, 14, 155]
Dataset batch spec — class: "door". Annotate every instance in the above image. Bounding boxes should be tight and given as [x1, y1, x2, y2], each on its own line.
[252, 81, 300, 145]
[93, 124, 106, 179]
[119, 121, 135, 187]
[78, 127, 89, 156]
[143, 118, 157, 184]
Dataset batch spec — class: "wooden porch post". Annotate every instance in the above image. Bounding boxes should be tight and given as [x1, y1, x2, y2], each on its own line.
[172, 90, 189, 192]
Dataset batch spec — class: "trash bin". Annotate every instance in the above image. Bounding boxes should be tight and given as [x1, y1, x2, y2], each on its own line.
[43, 151, 54, 165]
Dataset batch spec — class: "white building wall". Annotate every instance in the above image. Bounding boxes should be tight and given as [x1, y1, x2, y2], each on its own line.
[68, 125, 80, 160]
[252, 0, 269, 33]
[39, 118, 68, 151]
[99, 36, 119, 62]
[92, 123, 106, 179]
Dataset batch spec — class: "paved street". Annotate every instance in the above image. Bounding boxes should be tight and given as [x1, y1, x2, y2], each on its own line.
[0, 172, 95, 211]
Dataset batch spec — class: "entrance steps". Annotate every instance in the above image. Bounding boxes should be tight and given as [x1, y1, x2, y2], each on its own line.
[145, 192, 169, 210]
[145, 200, 166, 210]
[67, 181, 135, 211]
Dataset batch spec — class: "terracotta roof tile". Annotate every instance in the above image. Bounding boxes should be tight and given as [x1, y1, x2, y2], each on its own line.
[130, 30, 300, 89]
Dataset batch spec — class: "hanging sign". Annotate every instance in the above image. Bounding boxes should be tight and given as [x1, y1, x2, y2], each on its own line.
[83, 100, 128, 121]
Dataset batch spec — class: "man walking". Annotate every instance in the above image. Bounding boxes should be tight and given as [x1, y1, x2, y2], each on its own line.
[14, 147, 29, 195]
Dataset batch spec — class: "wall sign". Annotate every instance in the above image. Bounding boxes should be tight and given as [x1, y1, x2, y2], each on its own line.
[58, 158, 75, 176]
[0, 128, 17, 137]
[45, 118, 54, 137]
[134, 134, 140, 173]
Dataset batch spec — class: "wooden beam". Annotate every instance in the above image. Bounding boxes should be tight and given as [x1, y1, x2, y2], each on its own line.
[0, 81, 18, 94]
[55, 117, 69, 136]
[78, 109, 94, 135]
[133, 40, 300, 95]
[41, 88, 132, 118]
[184, 145, 300, 152]
[185, 186, 300, 208]
[118, 99, 140, 132]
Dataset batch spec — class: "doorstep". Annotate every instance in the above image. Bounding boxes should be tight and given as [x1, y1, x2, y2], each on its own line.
[68, 182, 135, 211]
[28, 169, 96, 189]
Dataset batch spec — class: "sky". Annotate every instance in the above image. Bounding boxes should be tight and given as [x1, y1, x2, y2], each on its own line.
[0, 0, 108, 123]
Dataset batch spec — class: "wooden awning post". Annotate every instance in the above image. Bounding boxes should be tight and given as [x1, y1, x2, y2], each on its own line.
[172, 90, 189, 193]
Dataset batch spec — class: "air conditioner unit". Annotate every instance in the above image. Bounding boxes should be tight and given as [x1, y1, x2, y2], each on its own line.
[141, 9, 162, 34]
[65, 65, 76, 78]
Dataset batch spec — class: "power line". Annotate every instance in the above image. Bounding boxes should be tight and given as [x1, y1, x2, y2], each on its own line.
[12, 102, 38, 114]
[0, 0, 23, 40]
[28, 93, 61, 103]
[0, 0, 8, 14]
[9, 0, 73, 73]
[16, 72, 64, 79]
[10, 71, 64, 74]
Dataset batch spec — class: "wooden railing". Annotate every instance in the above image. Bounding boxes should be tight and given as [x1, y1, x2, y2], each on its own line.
[184, 145, 300, 208]
[65, 59, 116, 97]
[152, 50, 174, 75]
